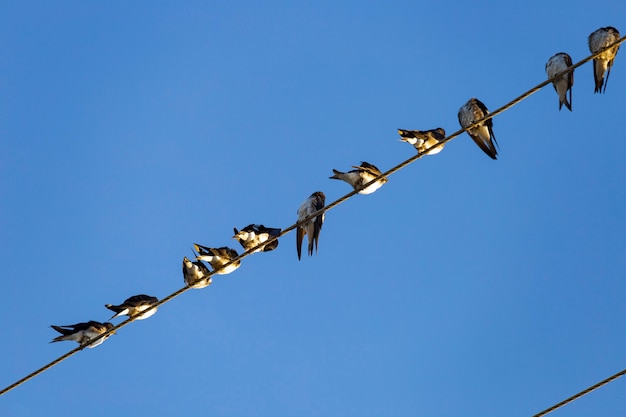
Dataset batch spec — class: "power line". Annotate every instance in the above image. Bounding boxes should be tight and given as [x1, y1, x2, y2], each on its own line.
[533, 367, 626, 417]
[1, 35, 624, 402]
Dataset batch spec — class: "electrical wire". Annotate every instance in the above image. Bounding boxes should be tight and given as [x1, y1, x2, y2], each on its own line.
[1, 35, 624, 404]
[533, 367, 626, 417]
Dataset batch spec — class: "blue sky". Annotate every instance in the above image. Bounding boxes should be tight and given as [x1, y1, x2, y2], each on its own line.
[1, 1, 625, 416]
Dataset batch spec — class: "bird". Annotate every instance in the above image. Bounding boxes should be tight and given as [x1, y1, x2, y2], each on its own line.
[588, 26, 621, 94]
[296, 191, 325, 260]
[458, 98, 498, 160]
[104, 294, 159, 321]
[233, 224, 281, 253]
[182, 256, 213, 288]
[545, 52, 574, 111]
[397, 128, 446, 155]
[329, 161, 388, 195]
[50, 321, 115, 349]
[193, 245, 241, 275]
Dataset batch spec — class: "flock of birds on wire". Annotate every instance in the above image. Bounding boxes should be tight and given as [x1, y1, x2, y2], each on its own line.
[50, 26, 620, 350]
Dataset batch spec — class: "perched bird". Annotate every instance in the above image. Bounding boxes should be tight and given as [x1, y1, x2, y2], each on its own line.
[397, 128, 446, 155]
[545, 52, 574, 111]
[104, 294, 159, 321]
[296, 191, 325, 260]
[50, 321, 115, 349]
[182, 256, 213, 288]
[588, 26, 621, 93]
[194, 245, 240, 275]
[233, 224, 281, 253]
[329, 161, 388, 195]
[458, 98, 499, 160]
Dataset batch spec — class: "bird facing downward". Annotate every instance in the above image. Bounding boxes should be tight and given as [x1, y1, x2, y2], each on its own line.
[104, 294, 159, 321]
[545, 52, 574, 111]
[193, 245, 241, 275]
[588, 26, 621, 94]
[329, 161, 387, 195]
[458, 98, 499, 160]
[296, 191, 325, 260]
[50, 321, 115, 349]
[397, 128, 446, 155]
[182, 256, 213, 288]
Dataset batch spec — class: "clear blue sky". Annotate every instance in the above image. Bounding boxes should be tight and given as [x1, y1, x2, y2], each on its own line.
[1, 2, 625, 416]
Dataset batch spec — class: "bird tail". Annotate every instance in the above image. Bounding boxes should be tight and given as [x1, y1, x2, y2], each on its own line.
[50, 325, 74, 343]
[193, 243, 212, 258]
[104, 304, 123, 319]
[50, 325, 72, 336]
[560, 99, 572, 111]
[329, 169, 343, 180]
[267, 228, 281, 237]
[565, 87, 572, 111]
[296, 227, 304, 260]
[308, 232, 315, 256]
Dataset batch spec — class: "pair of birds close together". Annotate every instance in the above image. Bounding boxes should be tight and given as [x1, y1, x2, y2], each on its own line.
[545, 26, 621, 112]
[297, 160, 392, 260]
[50, 294, 159, 348]
[399, 97, 499, 160]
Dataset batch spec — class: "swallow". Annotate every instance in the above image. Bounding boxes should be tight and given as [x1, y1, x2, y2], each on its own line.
[458, 98, 498, 160]
[193, 245, 240, 275]
[296, 191, 325, 260]
[397, 128, 446, 155]
[588, 26, 621, 93]
[329, 161, 387, 195]
[545, 52, 574, 111]
[233, 224, 281, 253]
[182, 256, 213, 288]
[50, 321, 115, 349]
[104, 294, 159, 320]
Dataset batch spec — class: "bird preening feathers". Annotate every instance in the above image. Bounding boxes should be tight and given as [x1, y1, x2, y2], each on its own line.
[546, 52, 574, 111]
[588, 26, 620, 94]
[458, 98, 499, 160]
[397, 128, 446, 155]
[182, 256, 213, 288]
[296, 191, 325, 260]
[194, 245, 241, 275]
